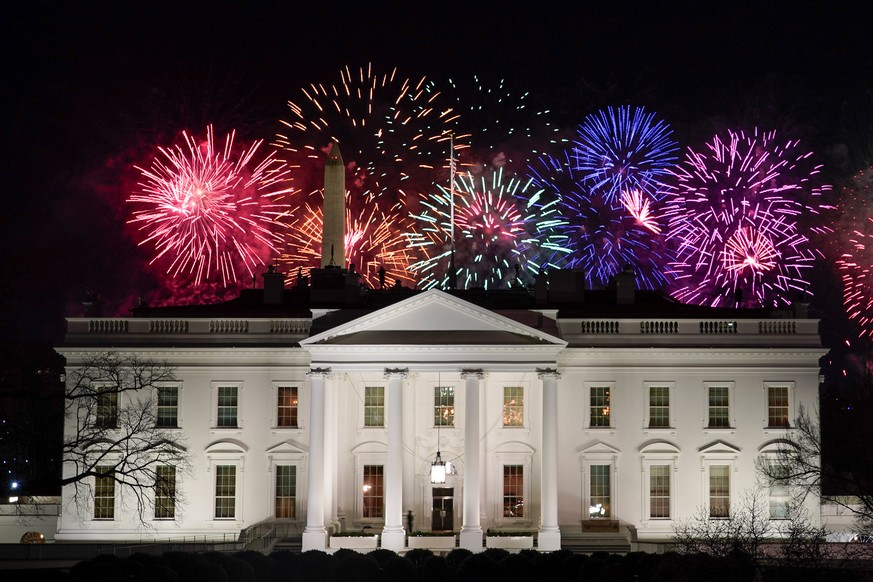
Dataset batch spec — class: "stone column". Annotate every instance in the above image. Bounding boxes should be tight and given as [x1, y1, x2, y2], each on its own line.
[302, 368, 330, 552]
[460, 368, 484, 552]
[537, 367, 561, 550]
[381, 368, 408, 550]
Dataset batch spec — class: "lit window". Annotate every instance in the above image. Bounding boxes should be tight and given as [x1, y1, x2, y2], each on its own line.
[156, 386, 179, 428]
[503, 465, 524, 517]
[275, 465, 297, 519]
[503, 386, 524, 427]
[214, 465, 236, 519]
[434, 386, 454, 427]
[589, 464, 611, 518]
[648, 386, 670, 428]
[707, 385, 730, 428]
[277, 386, 298, 428]
[94, 467, 115, 520]
[768, 386, 790, 428]
[95, 389, 118, 428]
[364, 386, 385, 427]
[362, 465, 384, 518]
[769, 464, 790, 519]
[649, 465, 670, 518]
[155, 465, 176, 519]
[217, 386, 238, 428]
[709, 465, 730, 518]
[590, 386, 611, 427]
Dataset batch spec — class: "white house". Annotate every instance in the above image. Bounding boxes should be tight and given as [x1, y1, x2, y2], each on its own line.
[54, 269, 826, 552]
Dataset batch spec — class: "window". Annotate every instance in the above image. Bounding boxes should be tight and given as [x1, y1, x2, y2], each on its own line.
[156, 386, 179, 428]
[362, 465, 384, 518]
[95, 389, 118, 428]
[649, 465, 671, 518]
[434, 386, 455, 427]
[503, 386, 524, 427]
[648, 385, 670, 428]
[590, 386, 611, 428]
[709, 465, 730, 518]
[707, 385, 730, 428]
[217, 386, 238, 428]
[503, 465, 524, 517]
[275, 465, 297, 519]
[93, 466, 115, 520]
[155, 465, 176, 519]
[364, 386, 385, 427]
[589, 465, 611, 518]
[768, 464, 791, 519]
[277, 386, 298, 428]
[215, 465, 237, 519]
[768, 385, 790, 428]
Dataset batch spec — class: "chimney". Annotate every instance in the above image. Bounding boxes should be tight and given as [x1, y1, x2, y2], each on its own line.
[616, 265, 636, 305]
[262, 265, 285, 304]
[322, 142, 345, 269]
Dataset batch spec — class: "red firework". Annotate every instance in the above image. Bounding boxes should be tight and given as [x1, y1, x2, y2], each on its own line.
[128, 126, 293, 285]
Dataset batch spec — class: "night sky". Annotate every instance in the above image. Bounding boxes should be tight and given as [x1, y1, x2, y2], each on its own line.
[3, 0, 872, 347]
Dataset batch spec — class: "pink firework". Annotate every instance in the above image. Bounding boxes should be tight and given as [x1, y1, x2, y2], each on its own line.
[279, 190, 419, 289]
[128, 126, 293, 285]
[621, 189, 662, 234]
[838, 220, 873, 338]
[665, 128, 832, 308]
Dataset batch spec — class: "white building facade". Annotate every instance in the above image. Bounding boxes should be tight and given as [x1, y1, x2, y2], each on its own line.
[55, 285, 826, 552]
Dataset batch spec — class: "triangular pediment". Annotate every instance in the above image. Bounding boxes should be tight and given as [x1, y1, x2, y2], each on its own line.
[301, 289, 566, 347]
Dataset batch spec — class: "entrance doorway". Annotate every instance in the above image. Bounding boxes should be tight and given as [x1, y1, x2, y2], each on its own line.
[431, 487, 454, 531]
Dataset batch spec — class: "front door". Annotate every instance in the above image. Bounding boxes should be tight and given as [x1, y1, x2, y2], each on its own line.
[431, 487, 454, 531]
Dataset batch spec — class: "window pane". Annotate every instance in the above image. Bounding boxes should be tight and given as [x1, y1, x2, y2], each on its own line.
[275, 465, 297, 519]
[589, 464, 611, 518]
[649, 386, 670, 427]
[503, 465, 524, 517]
[590, 386, 611, 427]
[277, 386, 298, 428]
[769, 464, 790, 518]
[708, 386, 730, 428]
[364, 387, 385, 427]
[96, 390, 118, 428]
[94, 466, 115, 520]
[709, 465, 730, 518]
[768, 386, 789, 428]
[503, 386, 524, 427]
[157, 386, 179, 428]
[155, 465, 176, 519]
[434, 386, 455, 427]
[650, 465, 670, 518]
[215, 465, 236, 519]
[362, 465, 384, 518]
[217, 386, 238, 428]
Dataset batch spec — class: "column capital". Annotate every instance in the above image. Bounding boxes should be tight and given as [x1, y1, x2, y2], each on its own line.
[307, 367, 332, 378]
[383, 367, 409, 379]
[460, 368, 484, 380]
[536, 367, 561, 379]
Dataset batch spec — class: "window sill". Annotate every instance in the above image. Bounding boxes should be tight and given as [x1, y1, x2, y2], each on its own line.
[703, 427, 736, 435]
[643, 427, 676, 437]
[585, 427, 616, 437]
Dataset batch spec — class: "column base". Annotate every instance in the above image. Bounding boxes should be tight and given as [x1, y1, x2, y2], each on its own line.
[537, 527, 561, 551]
[381, 528, 406, 551]
[302, 528, 328, 552]
[459, 527, 484, 552]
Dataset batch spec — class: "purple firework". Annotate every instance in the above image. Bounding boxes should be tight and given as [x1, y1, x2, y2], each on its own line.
[572, 105, 679, 205]
[665, 129, 832, 308]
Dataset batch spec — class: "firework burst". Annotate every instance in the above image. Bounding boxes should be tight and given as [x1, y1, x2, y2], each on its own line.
[274, 63, 463, 204]
[409, 167, 565, 289]
[572, 105, 679, 205]
[836, 170, 873, 338]
[526, 151, 671, 290]
[665, 128, 832, 307]
[128, 125, 293, 286]
[278, 190, 419, 289]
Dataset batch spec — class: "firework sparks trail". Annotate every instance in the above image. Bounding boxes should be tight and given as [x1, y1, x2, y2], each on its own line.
[409, 167, 566, 289]
[278, 190, 419, 289]
[526, 151, 671, 290]
[836, 171, 873, 338]
[572, 105, 679, 205]
[128, 125, 293, 286]
[274, 63, 464, 204]
[664, 129, 832, 307]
